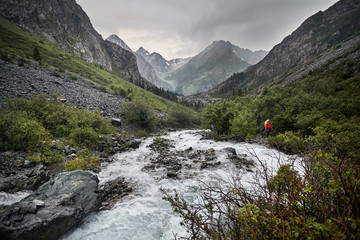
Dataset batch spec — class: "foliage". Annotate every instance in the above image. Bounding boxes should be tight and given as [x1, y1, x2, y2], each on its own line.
[32, 46, 41, 63]
[201, 100, 235, 135]
[68, 127, 101, 148]
[120, 98, 157, 130]
[0, 16, 178, 111]
[0, 94, 113, 168]
[0, 111, 49, 151]
[163, 142, 360, 239]
[64, 149, 100, 171]
[167, 104, 199, 128]
[230, 104, 258, 139]
[268, 131, 307, 154]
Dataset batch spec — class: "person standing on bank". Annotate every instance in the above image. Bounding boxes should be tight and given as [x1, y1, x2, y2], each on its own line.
[265, 119, 273, 137]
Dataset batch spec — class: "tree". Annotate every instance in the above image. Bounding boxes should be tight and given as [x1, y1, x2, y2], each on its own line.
[32, 46, 41, 63]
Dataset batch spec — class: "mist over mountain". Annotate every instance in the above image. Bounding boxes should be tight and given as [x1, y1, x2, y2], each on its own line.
[165, 40, 264, 95]
[107, 34, 267, 95]
[211, 0, 360, 96]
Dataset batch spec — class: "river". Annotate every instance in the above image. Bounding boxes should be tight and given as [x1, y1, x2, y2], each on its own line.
[58, 130, 297, 240]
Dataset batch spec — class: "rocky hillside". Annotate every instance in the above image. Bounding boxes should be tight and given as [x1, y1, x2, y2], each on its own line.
[0, 59, 126, 118]
[211, 0, 360, 96]
[0, 0, 112, 70]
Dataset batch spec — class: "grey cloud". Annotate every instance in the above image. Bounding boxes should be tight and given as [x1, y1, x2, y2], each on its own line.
[76, 0, 338, 58]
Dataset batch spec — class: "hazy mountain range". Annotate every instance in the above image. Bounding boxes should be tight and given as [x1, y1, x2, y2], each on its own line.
[107, 35, 267, 95]
[1, 0, 359, 100]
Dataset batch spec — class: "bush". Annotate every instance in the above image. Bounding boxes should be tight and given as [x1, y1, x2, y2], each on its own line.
[0, 111, 49, 151]
[230, 107, 258, 139]
[28, 149, 64, 166]
[69, 127, 100, 148]
[32, 46, 41, 63]
[269, 131, 307, 154]
[202, 100, 235, 135]
[167, 105, 194, 128]
[120, 99, 156, 130]
[64, 149, 100, 171]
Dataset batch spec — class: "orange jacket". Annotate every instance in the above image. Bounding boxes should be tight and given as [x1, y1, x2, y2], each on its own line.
[265, 122, 273, 131]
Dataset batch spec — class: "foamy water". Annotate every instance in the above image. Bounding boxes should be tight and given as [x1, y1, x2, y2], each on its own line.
[61, 130, 298, 240]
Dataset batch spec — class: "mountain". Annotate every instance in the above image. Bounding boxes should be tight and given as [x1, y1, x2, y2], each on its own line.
[106, 35, 172, 89]
[107, 35, 265, 96]
[106, 34, 133, 52]
[0, 0, 112, 70]
[211, 0, 360, 96]
[0, 0, 179, 102]
[165, 40, 254, 95]
[135, 47, 189, 75]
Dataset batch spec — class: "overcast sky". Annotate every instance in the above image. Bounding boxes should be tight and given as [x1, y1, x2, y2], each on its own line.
[76, 0, 338, 60]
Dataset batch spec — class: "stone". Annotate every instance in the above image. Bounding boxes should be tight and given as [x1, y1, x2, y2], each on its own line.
[24, 160, 35, 168]
[63, 145, 76, 154]
[167, 171, 178, 178]
[13, 160, 23, 168]
[222, 147, 237, 158]
[111, 118, 122, 127]
[127, 139, 141, 149]
[0, 170, 99, 240]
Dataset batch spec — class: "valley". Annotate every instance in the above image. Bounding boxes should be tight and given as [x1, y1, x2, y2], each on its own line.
[0, 0, 359, 239]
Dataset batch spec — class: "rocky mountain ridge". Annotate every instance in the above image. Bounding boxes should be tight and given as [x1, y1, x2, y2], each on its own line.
[211, 0, 360, 96]
[0, 0, 168, 98]
[107, 35, 267, 95]
[0, 0, 112, 70]
[106, 35, 171, 89]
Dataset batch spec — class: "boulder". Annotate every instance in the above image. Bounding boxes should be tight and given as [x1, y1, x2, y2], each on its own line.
[167, 171, 178, 178]
[111, 118, 122, 127]
[0, 164, 51, 193]
[222, 147, 237, 159]
[127, 139, 141, 149]
[0, 170, 99, 240]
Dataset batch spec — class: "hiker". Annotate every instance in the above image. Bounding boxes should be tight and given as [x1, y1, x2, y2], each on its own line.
[265, 119, 273, 137]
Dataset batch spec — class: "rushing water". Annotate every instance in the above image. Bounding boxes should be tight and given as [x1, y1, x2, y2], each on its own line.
[0, 190, 32, 206]
[62, 130, 298, 240]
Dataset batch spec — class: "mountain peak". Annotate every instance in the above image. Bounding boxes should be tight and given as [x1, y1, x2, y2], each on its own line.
[106, 34, 132, 52]
[136, 47, 151, 56]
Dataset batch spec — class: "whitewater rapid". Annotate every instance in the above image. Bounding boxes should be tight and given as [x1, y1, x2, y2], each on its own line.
[61, 130, 298, 240]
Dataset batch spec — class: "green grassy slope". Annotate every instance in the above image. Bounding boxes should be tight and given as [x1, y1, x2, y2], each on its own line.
[0, 16, 173, 111]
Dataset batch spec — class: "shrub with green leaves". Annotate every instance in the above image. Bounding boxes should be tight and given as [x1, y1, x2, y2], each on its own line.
[0, 95, 114, 167]
[64, 149, 100, 171]
[269, 131, 307, 154]
[201, 100, 235, 135]
[0, 111, 49, 151]
[69, 127, 101, 148]
[120, 98, 156, 130]
[230, 106, 258, 139]
[167, 104, 195, 128]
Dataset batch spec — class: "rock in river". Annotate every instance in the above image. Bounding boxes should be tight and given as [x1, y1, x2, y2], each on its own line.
[0, 170, 99, 240]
